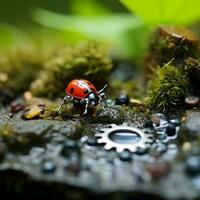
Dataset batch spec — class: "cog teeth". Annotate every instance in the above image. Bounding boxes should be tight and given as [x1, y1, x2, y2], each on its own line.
[116, 147, 124, 153]
[139, 143, 146, 149]
[99, 129, 107, 133]
[95, 133, 103, 137]
[104, 144, 112, 150]
[97, 138, 106, 143]
[110, 124, 117, 127]
[95, 125, 154, 153]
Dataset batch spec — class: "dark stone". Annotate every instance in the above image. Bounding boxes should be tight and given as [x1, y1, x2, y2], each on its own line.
[144, 120, 153, 128]
[166, 123, 176, 136]
[119, 151, 132, 162]
[86, 137, 98, 146]
[115, 95, 130, 106]
[170, 118, 180, 126]
[136, 147, 148, 155]
[185, 156, 200, 177]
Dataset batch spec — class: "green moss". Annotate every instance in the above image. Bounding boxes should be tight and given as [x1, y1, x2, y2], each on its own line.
[40, 103, 60, 120]
[31, 41, 112, 98]
[147, 63, 188, 113]
[40, 101, 86, 120]
[0, 45, 47, 94]
[0, 123, 49, 153]
[0, 124, 29, 153]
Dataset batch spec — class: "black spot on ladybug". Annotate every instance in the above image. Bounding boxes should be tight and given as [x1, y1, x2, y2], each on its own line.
[87, 82, 91, 85]
[91, 88, 95, 92]
[84, 89, 89, 94]
[70, 88, 74, 94]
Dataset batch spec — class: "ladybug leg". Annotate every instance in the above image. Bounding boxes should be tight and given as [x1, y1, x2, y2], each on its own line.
[98, 93, 107, 109]
[83, 98, 89, 115]
[57, 95, 71, 112]
[98, 96, 105, 110]
[98, 84, 107, 94]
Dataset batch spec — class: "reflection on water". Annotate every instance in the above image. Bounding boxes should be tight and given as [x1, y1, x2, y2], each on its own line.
[109, 130, 141, 144]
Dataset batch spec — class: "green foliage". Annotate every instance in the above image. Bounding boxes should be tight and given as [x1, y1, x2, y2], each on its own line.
[31, 41, 112, 98]
[0, 45, 47, 94]
[121, 0, 200, 25]
[0, 23, 28, 51]
[32, 8, 148, 59]
[70, 0, 110, 16]
[147, 64, 188, 112]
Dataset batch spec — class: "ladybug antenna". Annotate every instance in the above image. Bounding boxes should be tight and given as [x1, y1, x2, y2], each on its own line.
[98, 84, 107, 94]
[57, 95, 70, 112]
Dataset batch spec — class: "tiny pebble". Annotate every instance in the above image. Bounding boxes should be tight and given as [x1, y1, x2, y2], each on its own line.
[185, 96, 199, 108]
[144, 120, 153, 128]
[119, 151, 132, 162]
[147, 162, 171, 179]
[136, 147, 148, 155]
[165, 123, 176, 136]
[185, 156, 200, 177]
[115, 95, 130, 106]
[170, 118, 180, 126]
[42, 161, 56, 174]
[86, 137, 98, 146]
[151, 113, 167, 126]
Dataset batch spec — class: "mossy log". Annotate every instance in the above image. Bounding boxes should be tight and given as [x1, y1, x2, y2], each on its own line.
[146, 26, 199, 77]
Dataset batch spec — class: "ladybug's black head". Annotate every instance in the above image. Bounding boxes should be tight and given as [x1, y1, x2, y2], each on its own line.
[88, 93, 99, 106]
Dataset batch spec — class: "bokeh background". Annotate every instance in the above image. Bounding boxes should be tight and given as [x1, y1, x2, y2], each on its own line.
[1, 0, 200, 60]
[0, 0, 132, 57]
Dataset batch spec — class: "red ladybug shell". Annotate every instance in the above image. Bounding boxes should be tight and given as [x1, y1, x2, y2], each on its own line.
[66, 79, 98, 99]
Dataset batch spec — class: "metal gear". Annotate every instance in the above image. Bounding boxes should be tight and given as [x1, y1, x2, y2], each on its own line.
[95, 124, 154, 153]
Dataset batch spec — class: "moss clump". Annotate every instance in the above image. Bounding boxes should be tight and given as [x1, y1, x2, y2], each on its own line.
[0, 45, 47, 94]
[31, 41, 112, 98]
[147, 64, 188, 113]
[41, 102, 85, 120]
[40, 103, 60, 120]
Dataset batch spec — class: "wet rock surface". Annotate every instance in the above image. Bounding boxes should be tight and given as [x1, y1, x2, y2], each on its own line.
[0, 107, 200, 200]
[181, 111, 200, 139]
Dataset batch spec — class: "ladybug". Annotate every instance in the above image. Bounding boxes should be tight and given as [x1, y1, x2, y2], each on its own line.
[57, 79, 107, 114]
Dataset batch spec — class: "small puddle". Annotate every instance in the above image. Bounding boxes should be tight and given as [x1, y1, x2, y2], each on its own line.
[109, 130, 141, 144]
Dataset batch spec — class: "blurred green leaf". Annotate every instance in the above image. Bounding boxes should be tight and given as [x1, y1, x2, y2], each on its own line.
[70, 0, 110, 16]
[0, 23, 28, 51]
[33, 8, 148, 58]
[33, 9, 141, 39]
[120, 0, 200, 25]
